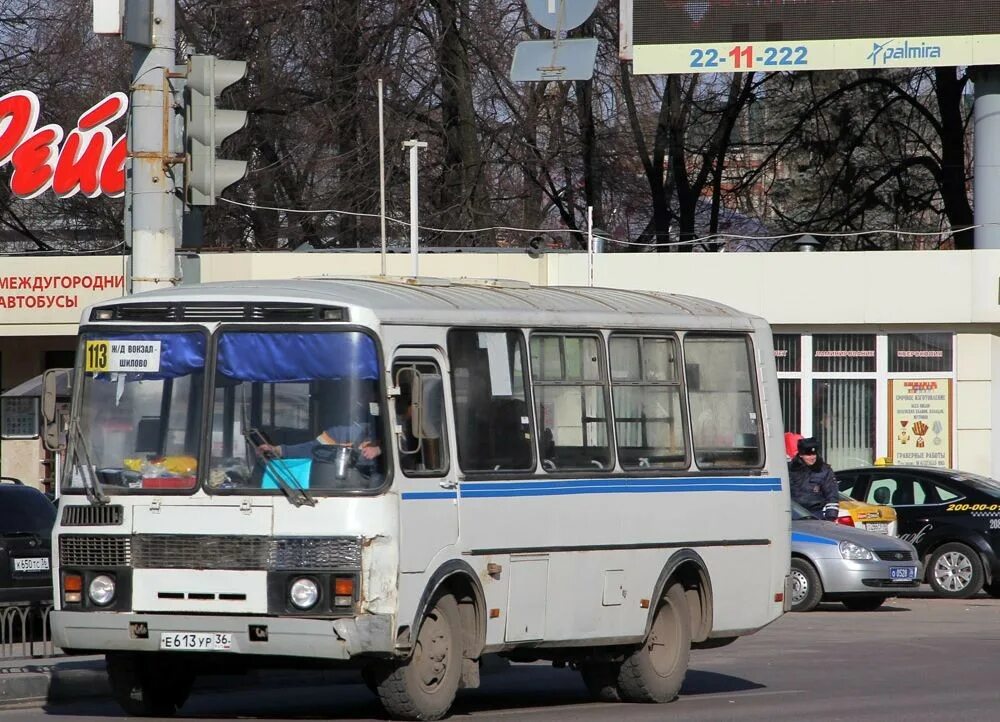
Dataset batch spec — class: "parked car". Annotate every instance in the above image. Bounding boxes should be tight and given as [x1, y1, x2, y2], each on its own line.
[790, 501, 920, 612]
[0, 477, 56, 604]
[836, 491, 897, 535]
[837, 465, 1000, 599]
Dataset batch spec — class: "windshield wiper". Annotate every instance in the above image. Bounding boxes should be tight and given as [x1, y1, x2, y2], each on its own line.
[69, 418, 109, 506]
[244, 429, 315, 507]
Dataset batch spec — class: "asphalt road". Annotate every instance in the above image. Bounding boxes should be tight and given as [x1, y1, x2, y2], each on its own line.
[7, 594, 1000, 721]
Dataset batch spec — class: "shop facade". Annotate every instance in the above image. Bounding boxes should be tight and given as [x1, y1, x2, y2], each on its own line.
[2, 249, 999, 488]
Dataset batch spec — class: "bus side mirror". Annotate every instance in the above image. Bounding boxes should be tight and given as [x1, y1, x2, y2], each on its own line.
[411, 374, 443, 440]
[41, 369, 66, 451]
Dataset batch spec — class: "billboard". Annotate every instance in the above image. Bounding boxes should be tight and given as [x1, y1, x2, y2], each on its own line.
[628, 0, 1000, 74]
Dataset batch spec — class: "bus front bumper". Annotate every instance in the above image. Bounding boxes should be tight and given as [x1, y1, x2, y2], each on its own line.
[52, 610, 395, 661]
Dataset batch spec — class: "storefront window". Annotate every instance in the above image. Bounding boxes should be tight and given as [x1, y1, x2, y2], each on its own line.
[813, 334, 876, 373]
[773, 334, 800, 373]
[779, 379, 801, 439]
[813, 379, 875, 470]
[888, 333, 953, 373]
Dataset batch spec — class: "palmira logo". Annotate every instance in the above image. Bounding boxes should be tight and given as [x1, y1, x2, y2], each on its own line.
[867, 39, 942, 66]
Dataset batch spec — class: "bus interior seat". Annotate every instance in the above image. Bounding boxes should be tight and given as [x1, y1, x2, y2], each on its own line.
[491, 398, 531, 469]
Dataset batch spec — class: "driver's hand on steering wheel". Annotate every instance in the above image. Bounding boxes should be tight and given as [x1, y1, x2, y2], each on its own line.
[358, 440, 381, 460]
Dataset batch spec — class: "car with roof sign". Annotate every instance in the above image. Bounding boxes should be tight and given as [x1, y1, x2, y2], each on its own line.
[838, 465, 1000, 598]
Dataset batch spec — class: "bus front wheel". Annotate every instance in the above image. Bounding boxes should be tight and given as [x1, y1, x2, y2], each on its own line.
[106, 652, 194, 717]
[375, 593, 462, 721]
[616, 582, 691, 703]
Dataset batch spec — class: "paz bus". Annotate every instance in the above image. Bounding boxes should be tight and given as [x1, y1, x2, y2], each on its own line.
[47, 277, 791, 720]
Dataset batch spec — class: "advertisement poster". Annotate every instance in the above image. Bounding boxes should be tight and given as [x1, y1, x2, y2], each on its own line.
[888, 379, 952, 468]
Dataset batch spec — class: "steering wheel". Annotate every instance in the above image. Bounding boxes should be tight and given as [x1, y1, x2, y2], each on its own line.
[542, 459, 557, 472]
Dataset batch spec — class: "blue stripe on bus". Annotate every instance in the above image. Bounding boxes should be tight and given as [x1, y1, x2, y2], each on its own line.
[791, 531, 838, 546]
[402, 476, 781, 500]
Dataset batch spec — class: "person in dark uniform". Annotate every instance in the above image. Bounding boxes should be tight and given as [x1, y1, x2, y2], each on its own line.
[788, 437, 839, 521]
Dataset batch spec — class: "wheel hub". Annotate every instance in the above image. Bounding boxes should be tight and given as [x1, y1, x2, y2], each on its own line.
[934, 551, 973, 591]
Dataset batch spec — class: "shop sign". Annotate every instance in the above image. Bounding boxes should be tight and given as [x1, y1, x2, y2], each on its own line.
[888, 379, 952, 468]
[0, 90, 127, 199]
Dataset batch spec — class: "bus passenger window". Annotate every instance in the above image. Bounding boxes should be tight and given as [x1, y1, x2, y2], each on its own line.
[684, 334, 762, 469]
[393, 361, 448, 475]
[610, 335, 687, 469]
[529, 334, 612, 472]
[447, 330, 534, 473]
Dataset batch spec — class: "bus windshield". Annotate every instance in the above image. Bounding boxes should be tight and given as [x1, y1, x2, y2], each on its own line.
[206, 330, 386, 494]
[64, 330, 207, 494]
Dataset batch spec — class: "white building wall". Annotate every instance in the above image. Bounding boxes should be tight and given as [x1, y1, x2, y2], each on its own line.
[4, 248, 1000, 481]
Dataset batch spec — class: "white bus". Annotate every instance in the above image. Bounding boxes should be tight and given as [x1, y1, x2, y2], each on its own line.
[49, 277, 790, 720]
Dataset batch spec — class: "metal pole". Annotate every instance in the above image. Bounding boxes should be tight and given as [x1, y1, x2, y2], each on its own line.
[378, 79, 387, 275]
[974, 66, 1000, 249]
[587, 205, 594, 287]
[402, 139, 427, 277]
[129, 0, 179, 293]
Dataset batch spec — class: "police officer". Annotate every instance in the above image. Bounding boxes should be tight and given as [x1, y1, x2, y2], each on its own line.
[788, 437, 839, 521]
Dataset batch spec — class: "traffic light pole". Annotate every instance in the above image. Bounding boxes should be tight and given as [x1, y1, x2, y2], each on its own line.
[128, 0, 180, 293]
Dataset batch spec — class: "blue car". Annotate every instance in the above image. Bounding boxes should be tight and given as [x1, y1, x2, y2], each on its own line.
[790, 501, 921, 612]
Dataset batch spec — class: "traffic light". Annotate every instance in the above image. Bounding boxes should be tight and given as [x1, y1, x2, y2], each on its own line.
[184, 54, 248, 206]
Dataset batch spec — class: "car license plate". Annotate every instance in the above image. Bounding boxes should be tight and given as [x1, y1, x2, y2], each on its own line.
[863, 522, 889, 534]
[160, 632, 233, 651]
[890, 566, 917, 581]
[13, 557, 50, 573]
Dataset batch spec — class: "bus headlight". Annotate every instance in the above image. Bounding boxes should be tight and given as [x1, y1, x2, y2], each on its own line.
[88, 574, 116, 606]
[289, 577, 319, 610]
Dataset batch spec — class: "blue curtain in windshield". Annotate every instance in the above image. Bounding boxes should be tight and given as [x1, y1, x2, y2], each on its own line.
[217, 332, 379, 382]
[89, 332, 206, 380]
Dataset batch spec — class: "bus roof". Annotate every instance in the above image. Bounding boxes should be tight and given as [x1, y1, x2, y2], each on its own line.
[86, 276, 764, 330]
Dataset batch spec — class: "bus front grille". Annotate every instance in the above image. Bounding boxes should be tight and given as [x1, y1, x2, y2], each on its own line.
[59, 535, 362, 571]
[60, 535, 132, 567]
[133, 535, 362, 571]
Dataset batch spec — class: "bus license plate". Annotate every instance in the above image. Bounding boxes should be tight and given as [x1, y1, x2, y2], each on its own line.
[889, 566, 917, 581]
[160, 632, 232, 651]
[13, 557, 49, 573]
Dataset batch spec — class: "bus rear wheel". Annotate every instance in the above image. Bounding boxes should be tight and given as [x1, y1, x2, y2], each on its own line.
[106, 652, 194, 717]
[375, 593, 462, 720]
[616, 582, 691, 703]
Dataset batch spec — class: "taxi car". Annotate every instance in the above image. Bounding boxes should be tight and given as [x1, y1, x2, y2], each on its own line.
[790, 501, 920, 612]
[838, 465, 1000, 598]
[836, 492, 897, 535]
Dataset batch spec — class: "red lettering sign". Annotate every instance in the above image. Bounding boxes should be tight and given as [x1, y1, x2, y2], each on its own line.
[0, 91, 127, 199]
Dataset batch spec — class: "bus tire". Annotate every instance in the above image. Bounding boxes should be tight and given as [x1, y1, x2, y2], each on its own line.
[375, 593, 462, 720]
[106, 652, 194, 717]
[579, 662, 621, 702]
[616, 582, 691, 703]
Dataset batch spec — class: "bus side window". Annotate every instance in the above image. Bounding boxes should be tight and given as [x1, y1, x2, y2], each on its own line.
[684, 334, 763, 469]
[529, 333, 612, 472]
[447, 330, 535, 473]
[393, 361, 447, 475]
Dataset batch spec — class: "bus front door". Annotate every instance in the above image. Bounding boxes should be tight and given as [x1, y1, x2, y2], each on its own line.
[391, 351, 459, 572]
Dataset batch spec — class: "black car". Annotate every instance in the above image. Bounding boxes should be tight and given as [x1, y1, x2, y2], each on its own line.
[0, 477, 56, 604]
[837, 465, 1000, 599]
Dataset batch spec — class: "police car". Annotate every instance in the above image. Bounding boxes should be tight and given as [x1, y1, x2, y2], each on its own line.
[790, 501, 920, 612]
